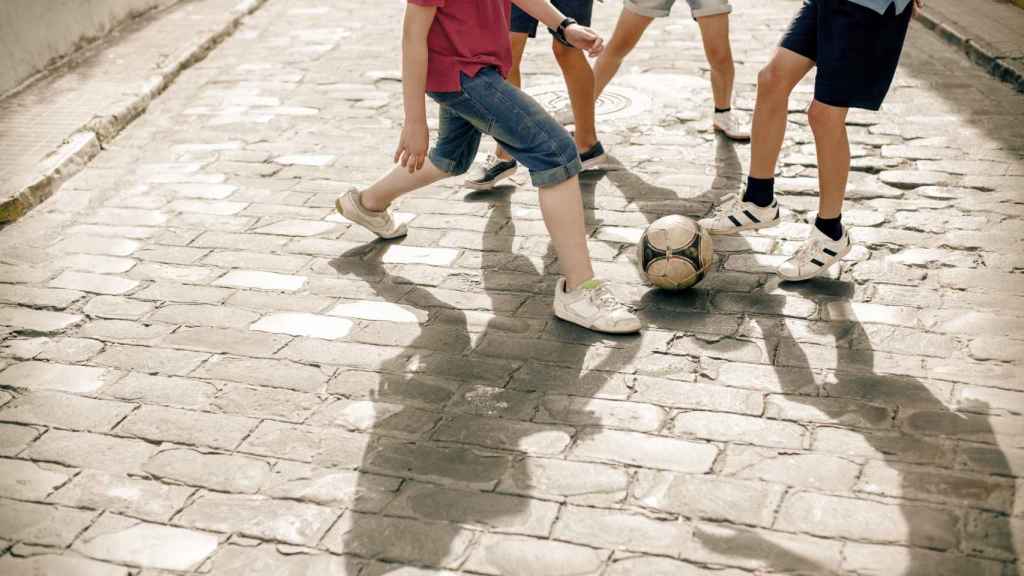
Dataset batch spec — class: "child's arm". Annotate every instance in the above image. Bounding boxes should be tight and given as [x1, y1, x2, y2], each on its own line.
[511, 0, 605, 56]
[396, 2, 437, 173]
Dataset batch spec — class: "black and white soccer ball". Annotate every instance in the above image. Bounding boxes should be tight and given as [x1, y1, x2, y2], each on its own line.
[636, 215, 713, 290]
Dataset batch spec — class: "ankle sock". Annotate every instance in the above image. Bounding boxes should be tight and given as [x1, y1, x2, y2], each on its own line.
[742, 176, 775, 208]
[815, 215, 843, 242]
[714, 107, 731, 114]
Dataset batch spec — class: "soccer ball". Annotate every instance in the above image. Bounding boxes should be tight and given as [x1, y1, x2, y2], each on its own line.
[636, 215, 713, 290]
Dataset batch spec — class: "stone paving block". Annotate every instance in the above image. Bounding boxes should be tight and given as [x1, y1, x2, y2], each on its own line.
[362, 439, 511, 491]
[963, 509, 1023, 561]
[813, 426, 954, 466]
[0, 306, 83, 333]
[49, 271, 139, 296]
[553, 505, 691, 557]
[118, 405, 255, 450]
[192, 231, 289, 252]
[385, 482, 559, 537]
[0, 457, 70, 500]
[764, 394, 895, 429]
[0, 361, 113, 393]
[536, 395, 666, 433]
[143, 447, 270, 495]
[0, 285, 85, 309]
[0, 423, 39, 456]
[148, 304, 260, 329]
[135, 246, 210, 265]
[93, 344, 209, 376]
[498, 457, 629, 506]
[322, 511, 474, 568]
[629, 377, 764, 415]
[842, 542, 1004, 576]
[0, 391, 134, 431]
[309, 399, 439, 438]
[261, 460, 400, 510]
[685, 522, 844, 574]
[34, 338, 104, 364]
[207, 544, 361, 576]
[329, 300, 428, 323]
[633, 470, 786, 527]
[194, 355, 330, 392]
[776, 491, 959, 550]
[671, 411, 806, 449]
[604, 555, 750, 576]
[52, 254, 138, 274]
[720, 446, 861, 492]
[133, 282, 232, 304]
[433, 414, 574, 455]
[380, 245, 459, 267]
[240, 420, 370, 468]
[447, 384, 539, 419]
[53, 236, 140, 257]
[128, 262, 221, 284]
[203, 250, 309, 273]
[227, 290, 334, 314]
[0, 555, 131, 576]
[0, 498, 96, 547]
[75, 514, 218, 571]
[176, 492, 337, 546]
[464, 533, 608, 576]
[83, 296, 155, 320]
[100, 373, 216, 410]
[25, 429, 157, 475]
[250, 312, 352, 340]
[50, 470, 193, 522]
[856, 460, 1015, 512]
[80, 320, 175, 345]
[213, 270, 306, 291]
[162, 326, 290, 356]
[571, 429, 718, 473]
[212, 383, 321, 422]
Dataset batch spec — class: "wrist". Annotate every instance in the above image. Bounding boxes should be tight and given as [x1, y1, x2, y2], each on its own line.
[552, 17, 577, 48]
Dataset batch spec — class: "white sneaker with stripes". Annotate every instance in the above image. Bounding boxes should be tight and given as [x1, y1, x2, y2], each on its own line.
[698, 193, 781, 236]
[778, 226, 852, 282]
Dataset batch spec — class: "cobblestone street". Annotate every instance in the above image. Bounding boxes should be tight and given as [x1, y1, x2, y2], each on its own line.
[0, 0, 1022, 574]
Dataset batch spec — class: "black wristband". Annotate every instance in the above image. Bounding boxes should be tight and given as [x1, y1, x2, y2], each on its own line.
[552, 17, 577, 48]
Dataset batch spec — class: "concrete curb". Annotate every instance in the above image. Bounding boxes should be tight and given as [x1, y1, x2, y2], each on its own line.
[914, 9, 1024, 94]
[0, 0, 269, 224]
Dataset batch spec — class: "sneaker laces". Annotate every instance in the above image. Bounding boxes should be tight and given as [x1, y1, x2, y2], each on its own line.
[714, 193, 741, 217]
[482, 154, 504, 170]
[794, 237, 821, 261]
[587, 282, 626, 312]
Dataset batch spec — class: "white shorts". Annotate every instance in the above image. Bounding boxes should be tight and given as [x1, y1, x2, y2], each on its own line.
[624, 0, 733, 19]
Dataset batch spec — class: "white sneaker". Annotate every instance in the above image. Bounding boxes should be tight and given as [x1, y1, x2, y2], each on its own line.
[698, 193, 781, 236]
[553, 278, 641, 334]
[336, 190, 408, 239]
[465, 154, 518, 190]
[713, 110, 751, 141]
[552, 104, 575, 126]
[778, 226, 852, 282]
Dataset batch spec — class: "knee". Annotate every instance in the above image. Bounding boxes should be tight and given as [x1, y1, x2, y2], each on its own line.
[705, 44, 732, 72]
[807, 102, 844, 134]
[756, 64, 783, 94]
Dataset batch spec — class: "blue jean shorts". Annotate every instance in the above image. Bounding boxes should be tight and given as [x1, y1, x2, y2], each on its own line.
[427, 68, 582, 188]
[511, 0, 593, 38]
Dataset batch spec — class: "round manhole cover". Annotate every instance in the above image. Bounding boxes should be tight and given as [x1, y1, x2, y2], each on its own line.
[525, 83, 652, 121]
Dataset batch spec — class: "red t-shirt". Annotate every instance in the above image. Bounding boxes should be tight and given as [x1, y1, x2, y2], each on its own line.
[407, 0, 513, 93]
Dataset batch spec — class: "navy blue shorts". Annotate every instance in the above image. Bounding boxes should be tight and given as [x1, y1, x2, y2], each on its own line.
[780, 0, 912, 111]
[427, 68, 581, 187]
[510, 0, 594, 38]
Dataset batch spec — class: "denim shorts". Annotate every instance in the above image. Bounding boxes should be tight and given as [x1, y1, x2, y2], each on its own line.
[511, 0, 593, 38]
[625, 0, 732, 18]
[781, 0, 912, 110]
[427, 68, 582, 188]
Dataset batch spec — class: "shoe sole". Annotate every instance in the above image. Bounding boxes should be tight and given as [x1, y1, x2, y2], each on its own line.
[463, 166, 518, 191]
[777, 246, 852, 282]
[705, 218, 780, 236]
[713, 125, 752, 141]
[552, 305, 642, 335]
[336, 195, 407, 240]
[581, 154, 621, 172]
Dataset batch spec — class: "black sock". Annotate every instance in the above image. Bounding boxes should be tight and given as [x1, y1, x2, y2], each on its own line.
[714, 106, 731, 114]
[815, 215, 843, 242]
[742, 176, 775, 208]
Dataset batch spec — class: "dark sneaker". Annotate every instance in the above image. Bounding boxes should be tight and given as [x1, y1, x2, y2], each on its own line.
[465, 154, 518, 190]
[580, 142, 618, 172]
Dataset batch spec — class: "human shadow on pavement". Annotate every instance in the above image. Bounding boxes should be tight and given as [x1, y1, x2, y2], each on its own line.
[329, 187, 644, 574]
[693, 277, 1017, 575]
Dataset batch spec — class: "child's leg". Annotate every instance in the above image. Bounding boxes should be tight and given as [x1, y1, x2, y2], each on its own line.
[593, 8, 654, 98]
[695, 14, 735, 111]
[552, 40, 598, 152]
[749, 47, 814, 179]
[538, 176, 595, 288]
[495, 33, 531, 162]
[807, 99, 849, 219]
[360, 162, 448, 212]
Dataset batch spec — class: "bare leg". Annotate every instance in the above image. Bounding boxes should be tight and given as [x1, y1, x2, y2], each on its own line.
[496, 33, 531, 162]
[360, 161, 448, 212]
[749, 47, 815, 178]
[539, 176, 595, 289]
[552, 40, 598, 151]
[807, 99, 850, 218]
[695, 14, 735, 110]
[593, 8, 654, 98]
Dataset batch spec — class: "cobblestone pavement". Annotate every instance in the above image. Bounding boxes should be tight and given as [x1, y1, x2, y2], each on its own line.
[0, 0, 1022, 574]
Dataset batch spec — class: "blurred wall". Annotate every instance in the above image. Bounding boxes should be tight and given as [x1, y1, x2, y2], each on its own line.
[0, 0, 177, 95]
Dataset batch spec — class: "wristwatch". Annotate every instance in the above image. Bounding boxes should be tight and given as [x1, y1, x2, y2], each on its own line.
[552, 17, 577, 48]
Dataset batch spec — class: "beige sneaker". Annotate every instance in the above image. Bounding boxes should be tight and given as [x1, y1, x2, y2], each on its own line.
[336, 190, 407, 239]
[553, 278, 641, 334]
[713, 110, 752, 141]
[778, 226, 852, 282]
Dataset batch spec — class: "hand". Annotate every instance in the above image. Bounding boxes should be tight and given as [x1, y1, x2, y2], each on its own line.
[394, 119, 429, 173]
[913, 0, 924, 14]
[564, 24, 605, 57]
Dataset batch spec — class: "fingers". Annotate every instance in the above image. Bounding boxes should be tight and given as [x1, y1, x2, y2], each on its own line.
[394, 143, 403, 164]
